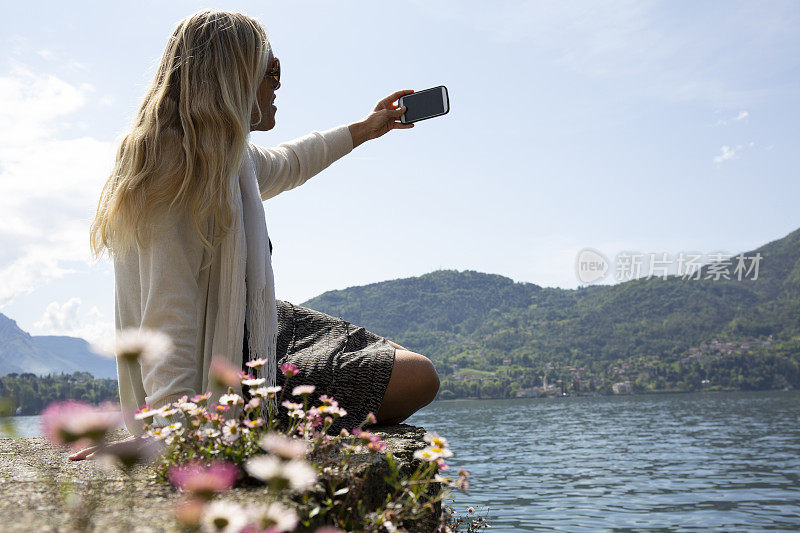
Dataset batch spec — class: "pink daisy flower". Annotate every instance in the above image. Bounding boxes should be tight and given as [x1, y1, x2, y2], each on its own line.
[209, 356, 241, 388]
[244, 397, 261, 411]
[41, 400, 121, 449]
[280, 362, 299, 378]
[190, 392, 212, 405]
[168, 461, 239, 500]
[243, 418, 265, 428]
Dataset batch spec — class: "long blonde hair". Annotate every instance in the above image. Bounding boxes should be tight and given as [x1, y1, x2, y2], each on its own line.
[90, 9, 270, 259]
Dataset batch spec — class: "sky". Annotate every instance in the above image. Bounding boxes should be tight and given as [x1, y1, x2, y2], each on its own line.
[1, 0, 798, 352]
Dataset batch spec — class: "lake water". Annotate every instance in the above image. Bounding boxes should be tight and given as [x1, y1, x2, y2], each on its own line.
[404, 390, 800, 531]
[0, 415, 42, 438]
[4, 390, 799, 531]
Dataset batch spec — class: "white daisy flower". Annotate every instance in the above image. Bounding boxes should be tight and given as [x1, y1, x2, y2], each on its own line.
[221, 420, 241, 443]
[241, 378, 265, 387]
[330, 406, 348, 418]
[282, 459, 318, 491]
[166, 422, 183, 434]
[200, 500, 248, 533]
[244, 357, 268, 369]
[423, 432, 454, 458]
[153, 405, 178, 418]
[244, 455, 317, 492]
[115, 327, 173, 364]
[251, 385, 281, 399]
[413, 446, 444, 462]
[259, 433, 308, 459]
[435, 446, 454, 458]
[245, 454, 283, 481]
[281, 401, 303, 411]
[423, 431, 449, 449]
[201, 428, 221, 439]
[133, 406, 157, 420]
[251, 387, 268, 398]
[147, 426, 172, 441]
[248, 502, 298, 532]
[292, 385, 316, 396]
[178, 401, 198, 412]
[219, 394, 243, 407]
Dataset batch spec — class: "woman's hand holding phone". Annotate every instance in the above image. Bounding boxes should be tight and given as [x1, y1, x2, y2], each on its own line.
[348, 89, 415, 149]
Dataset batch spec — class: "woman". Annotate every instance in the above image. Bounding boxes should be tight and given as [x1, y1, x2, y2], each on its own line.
[71, 9, 438, 460]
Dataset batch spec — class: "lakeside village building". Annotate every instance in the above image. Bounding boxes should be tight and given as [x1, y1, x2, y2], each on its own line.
[516, 374, 634, 397]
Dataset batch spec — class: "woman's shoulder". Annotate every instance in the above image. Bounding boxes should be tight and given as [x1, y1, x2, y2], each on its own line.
[113, 207, 209, 258]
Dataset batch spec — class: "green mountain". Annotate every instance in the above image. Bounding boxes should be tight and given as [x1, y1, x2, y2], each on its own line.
[302, 228, 800, 398]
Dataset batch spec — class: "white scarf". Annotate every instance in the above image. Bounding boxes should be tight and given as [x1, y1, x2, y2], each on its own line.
[239, 152, 279, 415]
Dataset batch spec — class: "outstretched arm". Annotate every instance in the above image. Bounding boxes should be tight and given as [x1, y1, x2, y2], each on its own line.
[249, 125, 354, 201]
[249, 89, 415, 200]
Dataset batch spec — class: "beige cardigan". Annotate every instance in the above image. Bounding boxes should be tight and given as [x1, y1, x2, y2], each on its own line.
[114, 125, 354, 434]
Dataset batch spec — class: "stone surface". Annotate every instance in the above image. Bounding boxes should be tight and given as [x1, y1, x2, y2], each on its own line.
[0, 423, 441, 532]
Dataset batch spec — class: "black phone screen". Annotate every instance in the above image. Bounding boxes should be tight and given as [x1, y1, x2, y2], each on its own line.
[402, 87, 447, 122]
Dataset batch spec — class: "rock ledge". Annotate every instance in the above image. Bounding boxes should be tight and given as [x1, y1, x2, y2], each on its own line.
[0, 423, 440, 532]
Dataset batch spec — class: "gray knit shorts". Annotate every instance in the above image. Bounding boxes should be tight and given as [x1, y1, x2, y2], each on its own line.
[244, 299, 396, 434]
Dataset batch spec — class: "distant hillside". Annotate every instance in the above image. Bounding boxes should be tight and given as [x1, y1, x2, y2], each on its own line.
[302, 228, 800, 398]
[0, 314, 116, 379]
[304, 270, 544, 355]
[33, 336, 116, 379]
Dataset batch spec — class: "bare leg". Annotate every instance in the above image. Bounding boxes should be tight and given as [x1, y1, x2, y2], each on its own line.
[376, 347, 439, 425]
[386, 339, 408, 351]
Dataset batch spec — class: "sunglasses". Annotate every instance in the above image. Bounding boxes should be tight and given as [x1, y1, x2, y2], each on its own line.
[266, 57, 280, 89]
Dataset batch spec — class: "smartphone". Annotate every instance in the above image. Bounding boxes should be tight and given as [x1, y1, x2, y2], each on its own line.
[399, 86, 449, 124]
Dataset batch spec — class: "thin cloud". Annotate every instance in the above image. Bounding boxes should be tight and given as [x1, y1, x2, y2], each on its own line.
[713, 145, 737, 164]
[713, 141, 754, 164]
[717, 110, 749, 125]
